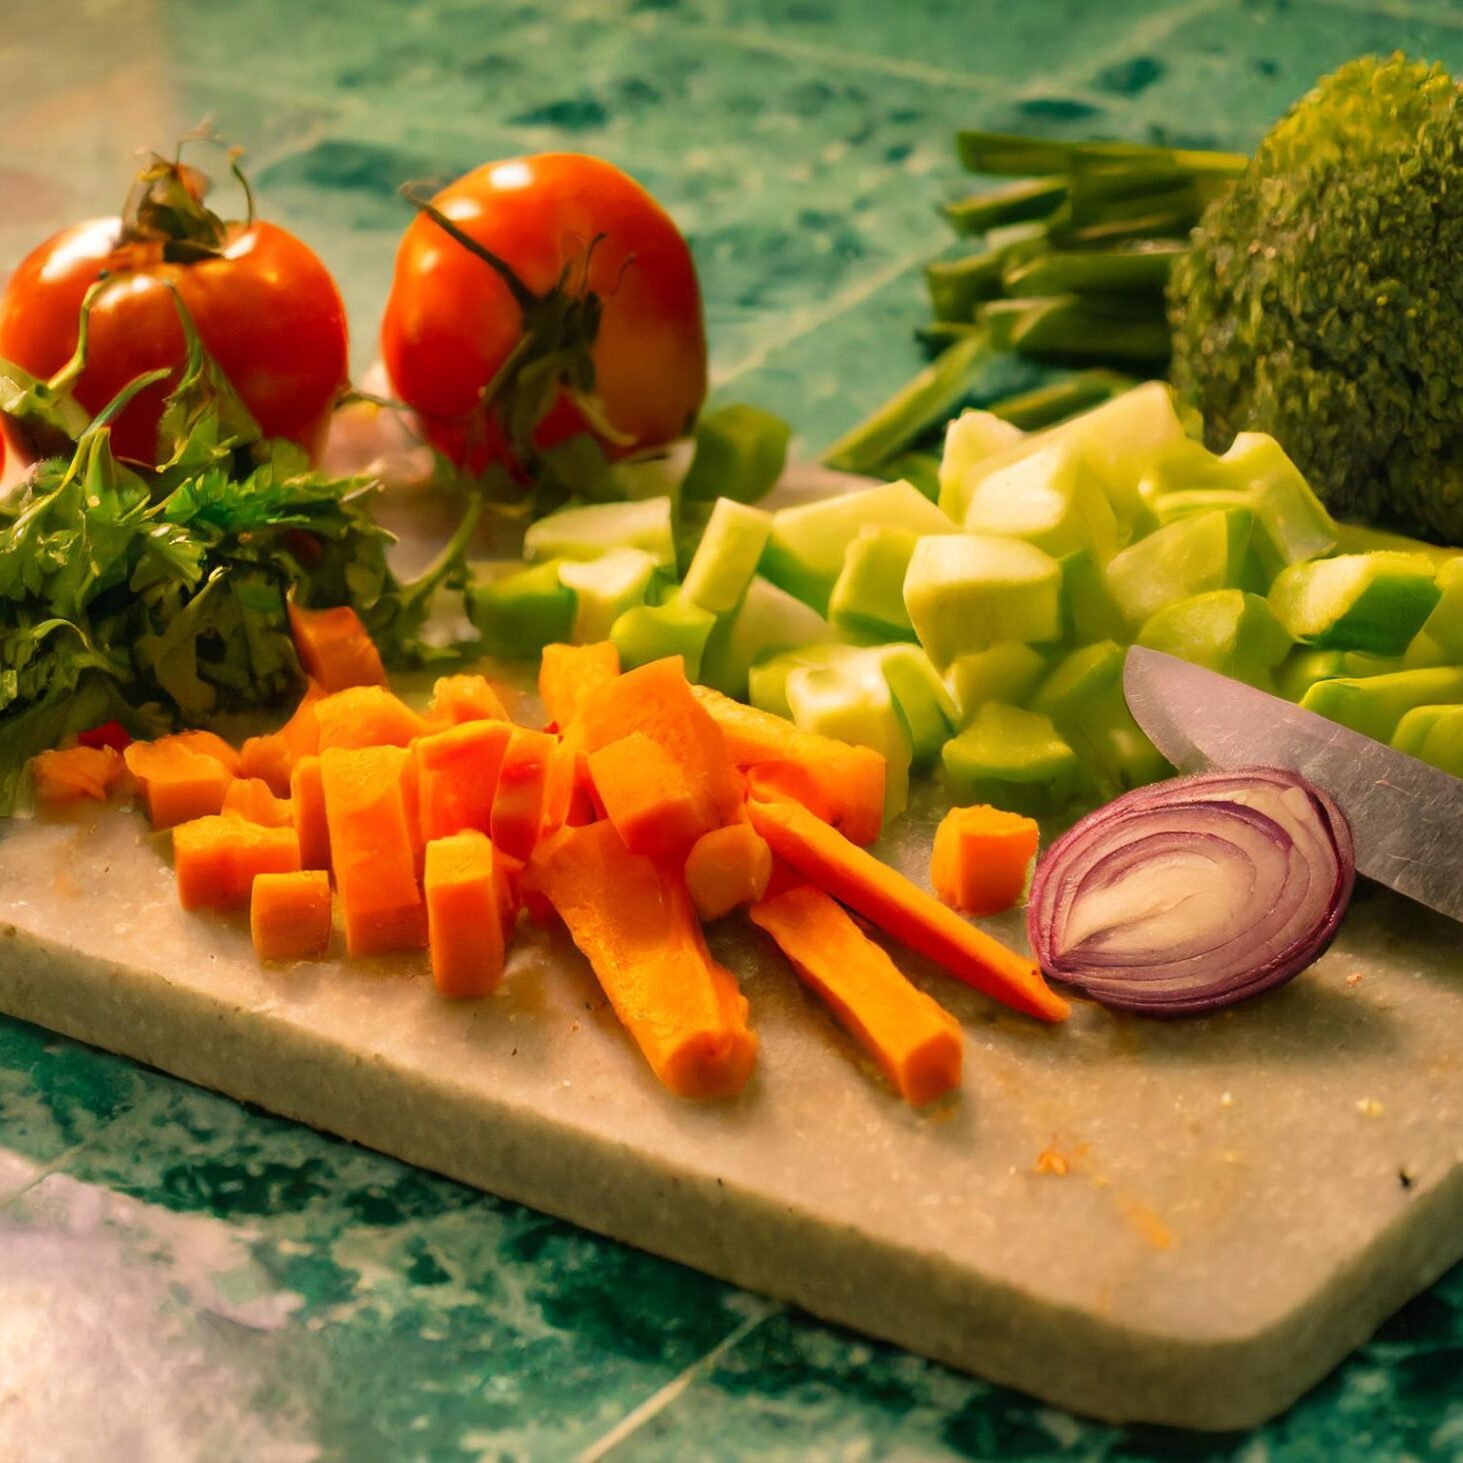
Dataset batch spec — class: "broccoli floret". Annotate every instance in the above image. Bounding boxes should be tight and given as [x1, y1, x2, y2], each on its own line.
[1169, 55, 1463, 542]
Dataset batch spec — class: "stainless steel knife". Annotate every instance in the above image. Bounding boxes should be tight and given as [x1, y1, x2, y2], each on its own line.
[1123, 645, 1463, 924]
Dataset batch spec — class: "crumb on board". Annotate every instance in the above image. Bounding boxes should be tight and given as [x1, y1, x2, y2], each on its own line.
[1346, 972, 1365, 986]
[1034, 1149, 1070, 1176]
[1356, 1097, 1384, 1118]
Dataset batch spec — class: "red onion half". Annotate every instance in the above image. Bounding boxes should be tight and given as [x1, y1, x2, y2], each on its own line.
[1027, 769, 1355, 1016]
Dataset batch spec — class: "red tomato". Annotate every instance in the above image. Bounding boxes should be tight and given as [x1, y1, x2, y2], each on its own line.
[381, 153, 706, 474]
[0, 170, 349, 468]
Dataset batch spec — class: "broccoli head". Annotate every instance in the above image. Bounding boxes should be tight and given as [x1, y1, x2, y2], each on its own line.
[1168, 55, 1463, 542]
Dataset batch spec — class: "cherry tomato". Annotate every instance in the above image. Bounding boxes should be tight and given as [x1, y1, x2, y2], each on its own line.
[381, 153, 706, 474]
[0, 163, 349, 468]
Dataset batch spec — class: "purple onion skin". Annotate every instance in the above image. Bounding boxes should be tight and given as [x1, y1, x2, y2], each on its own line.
[1026, 769, 1356, 1018]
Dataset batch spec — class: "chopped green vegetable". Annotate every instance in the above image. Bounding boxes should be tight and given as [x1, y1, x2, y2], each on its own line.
[523, 496, 675, 572]
[680, 404, 791, 505]
[558, 548, 657, 643]
[1268, 552, 1440, 655]
[1105, 508, 1254, 631]
[1300, 668, 1463, 745]
[698, 575, 836, 699]
[610, 595, 716, 679]
[679, 498, 771, 615]
[985, 371, 1136, 431]
[943, 642, 1047, 726]
[904, 533, 1062, 667]
[941, 702, 1079, 814]
[960, 441, 1119, 560]
[1420, 560, 1463, 660]
[467, 560, 576, 657]
[1136, 590, 1292, 689]
[1392, 704, 1463, 778]
[827, 526, 920, 641]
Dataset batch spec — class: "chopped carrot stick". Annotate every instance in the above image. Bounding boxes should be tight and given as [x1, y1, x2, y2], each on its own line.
[288, 601, 388, 692]
[30, 745, 125, 806]
[222, 777, 294, 828]
[239, 734, 293, 798]
[539, 738, 590, 840]
[490, 728, 557, 862]
[527, 821, 757, 1097]
[745, 797, 1068, 1023]
[163, 730, 243, 776]
[581, 657, 741, 822]
[320, 746, 427, 955]
[415, 719, 514, 843]
[124, 739, 235, 830]
[741, 761, 834, 825]
[585, 731, 717, 860]
[315, 685, 428, 752]
[424, 831, 508, 997]
[173, 815, 301, 910]
[750, 885, 963, 1105]
[290, 755, 332, 872]
[931, 805, 1040, 916]
[684, 823, 773, 921]
[428, 674, 509, 726]
[539, 641, 621, 728]
[251, 870, 333, 960]
[691, 686, 885, 846]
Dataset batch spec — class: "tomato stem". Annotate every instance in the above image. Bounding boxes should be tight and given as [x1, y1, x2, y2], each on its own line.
[399, 185, 540, 315]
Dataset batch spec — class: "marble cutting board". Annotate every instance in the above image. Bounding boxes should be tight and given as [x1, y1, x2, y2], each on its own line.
[1, 766, 1460, 1432]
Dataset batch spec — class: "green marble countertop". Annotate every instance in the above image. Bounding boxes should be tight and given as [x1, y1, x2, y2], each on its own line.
[2, 0, 1461, 1457]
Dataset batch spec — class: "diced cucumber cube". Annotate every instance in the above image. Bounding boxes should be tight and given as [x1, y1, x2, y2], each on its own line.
[680, 404, 791, 505]
[1404, 631, 1451, 670]
[680, 499, 772, 615]
[1300, 667, 1463, 744]
[558, 549, 657, 644]
[1105, 508, 1254, 631]
[748, 644, 862, 720]
[1269, 552, 1440, 655]
[1421, 559, 1463, 660]
[1225, 434, 1336, 577]
[466, 559, 576, 658]
[1147, 486, 1252, 526]
[904, 533, 1062, 667]
[698, 575, 837, 698]
[878, 644, 960, 765]
[1136, 590, 1292, 689]
[1031, 641, 1124, 716]
[939, 409, 1024, 496]
[786, 660, 912, 821]
[961, 441, 1120, 561]
[610, 595, 717, 678]
[1393, 705, 1463, 778]
[1278, 649, 1349, 703]
[941, 702, 1080, 815]
[525, 497, 676, 572]
[762, 480, 953, 614]
[939, 380, 1185, 541]
[944, 642, 1048, 726]
[1058, 547, 1129, 645]
[828, 526, 920, 640]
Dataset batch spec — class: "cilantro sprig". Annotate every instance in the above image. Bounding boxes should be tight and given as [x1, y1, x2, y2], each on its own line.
[0, 290, 479, 812]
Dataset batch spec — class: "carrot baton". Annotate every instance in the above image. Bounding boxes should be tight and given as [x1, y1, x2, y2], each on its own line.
[750, 885, 963, 1106]
[745, 796, 1069, 1023]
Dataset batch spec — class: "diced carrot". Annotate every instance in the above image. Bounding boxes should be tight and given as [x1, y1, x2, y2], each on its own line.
[251, 870, 333, 960]
[931, 805, 1040, 916]
[745, 797, 1068, 1023]
[585, 731, 717, 861]
[320, 746, 427, 956]
[750, 885, 963, 1105]
[239, 734, 293, 798]
[692, 686, 885, 846]
[539, 737, 590, 840]
[222, 777, 294, 828]
[76, 720, 132, 752]
[288, 601, 388, 692]
[291, 755, 332, 873]
[684, 823, 773, 921]
[428, 674, 509, 726]
[415, 719, 514, 843]
[124, 739, 235, 830]
[581, 657, 741, 823]
[741, 761, 834, 826]
[173, 815, 301, 910]
[539, 641, 620, 728]
[490, 728, 557, 862]
[162, 730, 243, 777]
[282, 680, 326, 759]
[527, 821, 756, 1097]
[424, 831, 508, 997]
[314, 685, 428, 752]
[30, 745, 125, 807]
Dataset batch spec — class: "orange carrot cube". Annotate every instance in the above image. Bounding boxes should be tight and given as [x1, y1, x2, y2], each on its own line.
[315, 685, 428, 752]
[415, 719, 514, 843]
[30, 745, 125, 807]
[539, 641, 620, 728]
[424, 831, 508, 997]
[427, 674, 509, 726]
[288, 601, 387, 692]
[290, 755, 332, 873]
[489, 728, 557, 862]
[251, 870, 333, 960]
[124, 740, 236, 830]
[222, 777, 294, 828]
[173, 815, 301, 910]
[930, 805, 1040, 916]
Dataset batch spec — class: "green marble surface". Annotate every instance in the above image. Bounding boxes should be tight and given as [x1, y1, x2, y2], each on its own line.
[1, 0, 1461, 1457]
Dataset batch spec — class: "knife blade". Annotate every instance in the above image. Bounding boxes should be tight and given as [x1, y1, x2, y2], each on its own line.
[1123, 645, 1463, 924]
